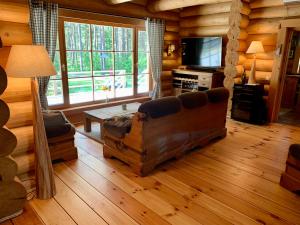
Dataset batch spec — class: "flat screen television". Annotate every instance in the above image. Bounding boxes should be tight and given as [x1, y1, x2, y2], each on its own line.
[181, 37, 222, 69]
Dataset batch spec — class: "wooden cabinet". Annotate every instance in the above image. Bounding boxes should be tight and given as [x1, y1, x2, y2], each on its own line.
[281, 75, 300, 108]
[231, 84, 267, 124]
[172, 69, 224, 95]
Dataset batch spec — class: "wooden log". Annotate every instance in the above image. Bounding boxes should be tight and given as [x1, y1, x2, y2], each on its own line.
[6, 101, 33, 129]
[236, 65, 244, 76]
[180, 25, 229, 37]
[245, 70, 272, 82]
[0, 100, 10, 127]
[246, 51, 275, 60]
[244, 59, 274, 72]
[0, 21, 32, 46]
[164, 32, 179, 41]
[0, 66, 8, 95]
[180, 13, 230, 28]
[0, 128, 17, 158]
[238, 53, 247, 65]
[0, 157, 17, 182]
[165, 21, 179, 32]
[250, 5, 300, 19]
[1, 77, 32, 103]
[180, 2, 232, 17]
[238, 29, 248, 40]
[14, 153, 35, 176]
[247, 19, 280, 34]
[240, 15, 249, 28]
[234, 77, 242, 83]
[162, 59, 179, 70]
[0, 47, 11, 68]
[0, 1, 29, 23]
[241, 2, 251, 16]
[250, 0, 283, 9]
[50, 0, 179, 21]
[10, 126, 34, 157]
[148, 0, 232, 12]
[238, 40, 247, 52]
[247, 34, 277, 46]
[225, 51, 239, 65]
[0, 181, 26, 219]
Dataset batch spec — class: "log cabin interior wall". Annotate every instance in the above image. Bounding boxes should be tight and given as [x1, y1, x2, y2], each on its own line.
[0, 0, 35, 194]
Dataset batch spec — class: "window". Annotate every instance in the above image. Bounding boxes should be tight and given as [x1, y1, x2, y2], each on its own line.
[138, 30, 150, 94]
[47, 15, 150, 107]
[47, 37, 64, 106]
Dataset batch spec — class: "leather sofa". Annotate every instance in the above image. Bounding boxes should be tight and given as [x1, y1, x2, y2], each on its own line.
[102, 87, 229, 176]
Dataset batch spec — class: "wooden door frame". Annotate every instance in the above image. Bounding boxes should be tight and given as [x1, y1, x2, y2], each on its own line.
[268, 18, 300, 122]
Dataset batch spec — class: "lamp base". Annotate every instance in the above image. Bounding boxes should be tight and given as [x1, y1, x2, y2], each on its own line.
[247, 58, 256, 85]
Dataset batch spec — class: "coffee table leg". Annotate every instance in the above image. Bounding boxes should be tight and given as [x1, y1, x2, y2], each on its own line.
[84, 117, 91, 132]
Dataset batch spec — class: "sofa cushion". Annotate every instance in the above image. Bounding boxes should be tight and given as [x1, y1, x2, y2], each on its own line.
[103, 116, 132, 139]
[289, 144, 300, 160]
[138, 97, 181, 119]
[178, 91, 208, 109]
[43, 111, 71, 138]
[206, 88, 229, 103]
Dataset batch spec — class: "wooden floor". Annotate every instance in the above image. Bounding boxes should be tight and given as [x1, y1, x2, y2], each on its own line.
[5, 119, 300, 225]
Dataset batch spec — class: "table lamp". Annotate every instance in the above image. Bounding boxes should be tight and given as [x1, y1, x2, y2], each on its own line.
[246, 41, 264, 85]
[5, 45, 57, 199]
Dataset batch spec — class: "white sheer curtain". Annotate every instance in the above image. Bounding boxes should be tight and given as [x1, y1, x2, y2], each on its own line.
[146, 18, 165, 99]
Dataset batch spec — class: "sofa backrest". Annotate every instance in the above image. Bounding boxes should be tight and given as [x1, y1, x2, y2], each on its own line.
[206, 87, 229, 103]
[178, 91, 208, 109]
[138, 96, 181, 119]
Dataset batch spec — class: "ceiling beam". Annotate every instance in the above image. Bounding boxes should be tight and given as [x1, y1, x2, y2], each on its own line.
[104, 0, 133, 5]
[48, 0, 179, 21]
[148, 0, 232, 12]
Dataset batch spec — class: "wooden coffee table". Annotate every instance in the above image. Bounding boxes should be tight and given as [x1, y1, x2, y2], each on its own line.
[83, 102, 141, 133]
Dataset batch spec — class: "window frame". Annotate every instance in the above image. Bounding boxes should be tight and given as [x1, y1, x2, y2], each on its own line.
[49, 9, 152, 109]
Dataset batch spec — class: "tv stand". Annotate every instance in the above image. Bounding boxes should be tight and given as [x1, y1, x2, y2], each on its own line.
[172, 69, 224, 95]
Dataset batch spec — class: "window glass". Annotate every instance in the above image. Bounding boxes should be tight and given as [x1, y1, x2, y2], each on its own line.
[137, 30, 150, 93]
[57, 20, 150, 105]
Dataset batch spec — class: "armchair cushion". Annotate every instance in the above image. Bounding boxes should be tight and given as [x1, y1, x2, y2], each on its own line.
[289, 144, 300, 160]
[43, 111, 71, 138]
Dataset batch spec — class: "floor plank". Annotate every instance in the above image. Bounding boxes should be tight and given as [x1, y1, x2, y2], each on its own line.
[54, 163, 140, 225]
[66, 160, 171, 225]
[12, 203, 44, 225]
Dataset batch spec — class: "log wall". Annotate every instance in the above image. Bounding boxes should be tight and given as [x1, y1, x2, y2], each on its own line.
[0, 0, 35, 193]
[161, 21, 180, 97]
[241, 0, 300, 99]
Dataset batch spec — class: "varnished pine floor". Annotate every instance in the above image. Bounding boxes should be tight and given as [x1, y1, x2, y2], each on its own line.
[9, 120, 300, 225]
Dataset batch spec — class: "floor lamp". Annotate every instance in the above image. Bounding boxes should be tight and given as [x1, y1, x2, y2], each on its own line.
[5, 45, 57, 199]
[246, 41, 265, 85]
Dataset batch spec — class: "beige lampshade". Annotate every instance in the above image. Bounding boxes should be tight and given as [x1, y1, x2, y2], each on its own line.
[246, 41, 264, 54]
[5, 45, 56, 78]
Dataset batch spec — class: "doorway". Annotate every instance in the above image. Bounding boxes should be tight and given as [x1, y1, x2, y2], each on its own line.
[278, 30, 300, 126]
[268, 19, 300, 123]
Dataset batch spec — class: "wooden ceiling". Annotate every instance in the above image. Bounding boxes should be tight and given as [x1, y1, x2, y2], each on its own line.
[104, 0, 148, 5]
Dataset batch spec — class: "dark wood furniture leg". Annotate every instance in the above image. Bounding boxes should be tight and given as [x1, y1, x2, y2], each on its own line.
[84, 115, 92, 132]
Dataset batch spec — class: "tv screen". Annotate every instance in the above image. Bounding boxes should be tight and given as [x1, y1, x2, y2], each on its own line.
[182, 37, 222, 68]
